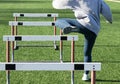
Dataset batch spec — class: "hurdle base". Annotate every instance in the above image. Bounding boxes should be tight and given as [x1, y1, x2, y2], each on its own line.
[54, 45, 59, 50]
[14, 46, 19, 50]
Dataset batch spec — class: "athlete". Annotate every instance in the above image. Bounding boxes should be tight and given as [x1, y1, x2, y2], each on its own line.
[52, 0, 112, 80]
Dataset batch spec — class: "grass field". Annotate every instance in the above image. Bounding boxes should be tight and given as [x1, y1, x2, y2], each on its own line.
[0, 0, 120, 84]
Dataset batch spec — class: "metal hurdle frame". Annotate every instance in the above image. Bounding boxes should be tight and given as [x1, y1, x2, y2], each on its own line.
[9, 21, 64, 62]
[13, 13, 59, 50]
[3, 35, 78, 62]
[0, 63, 101, 71]
[9, 21, 61, 62]
[2, 35, 101, 84]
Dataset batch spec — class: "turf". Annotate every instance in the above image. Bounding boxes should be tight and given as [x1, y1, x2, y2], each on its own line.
[0, 0, 120, 84]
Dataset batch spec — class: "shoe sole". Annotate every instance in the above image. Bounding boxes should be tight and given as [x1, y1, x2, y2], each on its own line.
[63, 27, 71, 34]
[82, 77, 90, 81]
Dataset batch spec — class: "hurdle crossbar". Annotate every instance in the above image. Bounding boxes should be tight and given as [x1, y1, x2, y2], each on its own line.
[0, 62, 101, 71]
[3, 35, 78, 41]
[13, 13, 59, 17]
[9, 21, 55, 26]
[12, 13, 58, 50]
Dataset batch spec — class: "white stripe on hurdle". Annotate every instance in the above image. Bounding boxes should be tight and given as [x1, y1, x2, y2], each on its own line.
[0, 62, 101, 71]
[9, 21, 55, 26]
[13, 13, 59, 17]
[3, 35, 78, 41]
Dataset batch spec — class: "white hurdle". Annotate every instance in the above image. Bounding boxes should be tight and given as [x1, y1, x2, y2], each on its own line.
[3, 35, 78, 62]
[12, 13, 58, 50]
[0, 62, 101, 84]
[0, 62, 101, 71]
[9, 21, 64, 60]
[9, 21, 60, 62]
[13, 13, 58, 17]
[9, 21, 57, 49]
[9, 21, 55, 26]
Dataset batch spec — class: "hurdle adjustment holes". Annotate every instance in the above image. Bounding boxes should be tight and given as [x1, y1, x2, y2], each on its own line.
[93, 65, 95, 70]
[7, 37, 9, 41]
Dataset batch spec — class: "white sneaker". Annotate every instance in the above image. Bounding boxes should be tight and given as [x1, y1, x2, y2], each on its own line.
[82, 73, 89, 81]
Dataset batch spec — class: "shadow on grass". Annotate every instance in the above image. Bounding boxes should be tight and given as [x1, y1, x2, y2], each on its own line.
[0, 9, 72, 14]
[112, 9, 120, 14]
[0, 20, 9, 25]
[17, 45, 54, 48]
[96, 79, 120, 83]
[63, 44, 120, 48]
[14, 44, 59, 50]
[79, 79, 120, 83]
[94, 60, 120, 64]
[0, 1, 51, 3]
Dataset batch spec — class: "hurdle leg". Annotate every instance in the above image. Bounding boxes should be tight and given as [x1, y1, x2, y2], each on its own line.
[60, 29, 63, 62]
[14, 17, 18, 49]
[91, 71, 96, 84]
[11, 26, 14, 62]
[71, 37, 75, 84]
[6, 41, 10, 84]
[6, 71, 10, 84]
[54, 26, 58, 50]
[53, 17, 58, 50]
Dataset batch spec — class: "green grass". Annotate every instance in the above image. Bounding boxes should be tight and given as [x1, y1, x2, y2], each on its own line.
[0, 0, 120, 84]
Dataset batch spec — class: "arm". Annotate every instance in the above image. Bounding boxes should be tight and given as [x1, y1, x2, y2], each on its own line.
[101, 1, 113, 24]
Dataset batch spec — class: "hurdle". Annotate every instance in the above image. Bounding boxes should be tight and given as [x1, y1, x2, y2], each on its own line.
[12, 13, 59, 50]
[9, 21, 56, 26]
[3, 35, 78, 62]
[9, 21, 60, 62]
[0, 62, 101, 71]
[0, 62, 101, 84]
[13, 13, 58, 18]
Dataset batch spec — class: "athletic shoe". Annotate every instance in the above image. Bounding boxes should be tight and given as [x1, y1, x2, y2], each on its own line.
[62, 26, 79, 34]
[82, 73, 89, 81]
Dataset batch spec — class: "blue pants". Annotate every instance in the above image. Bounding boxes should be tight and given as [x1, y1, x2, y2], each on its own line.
[55, 18, 97, 74]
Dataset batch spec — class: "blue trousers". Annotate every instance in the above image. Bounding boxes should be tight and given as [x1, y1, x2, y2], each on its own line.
[55, 18, 97, 74]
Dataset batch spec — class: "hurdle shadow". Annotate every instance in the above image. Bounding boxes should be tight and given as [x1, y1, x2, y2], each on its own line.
[81, 79, 120, 83]
[0, 1, 51, 3]
[64, 44, 120, 48]
[14, 44, 59, 50]
[94, 60, 120, 64]
[18, 45, 55, 48]
[96, 79, 120, 83]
